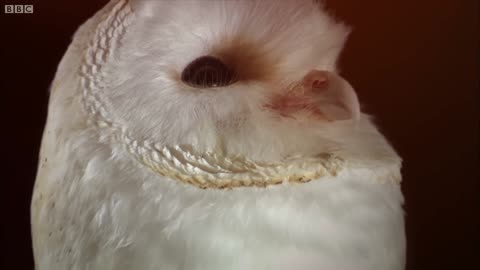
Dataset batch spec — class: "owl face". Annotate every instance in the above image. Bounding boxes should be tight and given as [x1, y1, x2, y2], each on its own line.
[90, 0, 355, 161]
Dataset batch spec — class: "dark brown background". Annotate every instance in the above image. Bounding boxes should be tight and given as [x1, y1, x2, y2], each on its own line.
[1, 0, 478, 269]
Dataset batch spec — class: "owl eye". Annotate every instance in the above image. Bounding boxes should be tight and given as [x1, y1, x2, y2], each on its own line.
[181, 56, 238, 88]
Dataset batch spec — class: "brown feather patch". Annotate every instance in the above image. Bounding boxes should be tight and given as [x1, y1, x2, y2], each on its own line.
[210, 36, 279, 83]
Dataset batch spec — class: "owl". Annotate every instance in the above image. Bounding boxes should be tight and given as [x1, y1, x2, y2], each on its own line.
[31, 0, 405, 269]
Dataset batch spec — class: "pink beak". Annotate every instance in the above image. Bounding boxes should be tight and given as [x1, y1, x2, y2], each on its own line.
[266, 70, 360, 121]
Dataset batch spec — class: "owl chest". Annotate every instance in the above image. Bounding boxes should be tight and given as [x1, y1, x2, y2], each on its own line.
[34, 160, 405, 270]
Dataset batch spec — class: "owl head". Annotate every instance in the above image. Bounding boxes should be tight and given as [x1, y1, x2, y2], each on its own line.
[83, 0, 361, 162]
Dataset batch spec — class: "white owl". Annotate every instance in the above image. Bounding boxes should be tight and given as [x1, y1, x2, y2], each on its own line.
[31, 0, 406, 269]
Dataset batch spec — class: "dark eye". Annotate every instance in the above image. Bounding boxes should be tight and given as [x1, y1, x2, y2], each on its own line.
[181, 56, 237, 88]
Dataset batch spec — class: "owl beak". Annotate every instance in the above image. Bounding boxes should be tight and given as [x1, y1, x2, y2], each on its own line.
[265, 70, 360, 121]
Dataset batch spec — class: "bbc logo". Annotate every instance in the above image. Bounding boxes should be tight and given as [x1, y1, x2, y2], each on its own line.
[4, 5, 34, 14]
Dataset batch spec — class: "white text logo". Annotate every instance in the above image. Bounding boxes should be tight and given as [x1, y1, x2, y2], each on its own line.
[5, 5, 34, 14]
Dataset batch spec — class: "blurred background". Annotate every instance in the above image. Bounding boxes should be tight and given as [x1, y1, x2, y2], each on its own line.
[0, 0, 478, 269]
